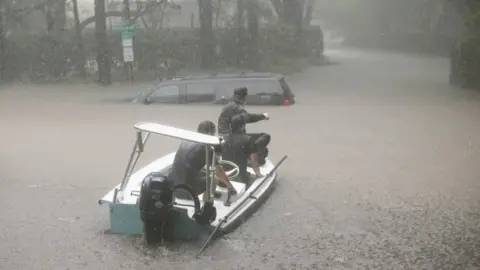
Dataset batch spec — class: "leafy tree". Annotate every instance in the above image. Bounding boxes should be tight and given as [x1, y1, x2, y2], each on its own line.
[269, 0, 315, 56]
[450, 1, 480, 89]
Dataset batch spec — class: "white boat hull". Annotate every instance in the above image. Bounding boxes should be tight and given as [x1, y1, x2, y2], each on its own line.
[99, 152, 278, 238]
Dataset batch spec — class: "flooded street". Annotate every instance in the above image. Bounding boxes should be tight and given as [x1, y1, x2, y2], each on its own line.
[1, 47, 480, 269]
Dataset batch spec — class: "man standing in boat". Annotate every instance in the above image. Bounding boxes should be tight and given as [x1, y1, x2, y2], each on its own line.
[169, 121, 237, 200]
[217, 87, 271, 182]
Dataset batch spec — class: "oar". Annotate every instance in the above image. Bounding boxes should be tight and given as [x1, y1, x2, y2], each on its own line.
[195, 155, 288, 257]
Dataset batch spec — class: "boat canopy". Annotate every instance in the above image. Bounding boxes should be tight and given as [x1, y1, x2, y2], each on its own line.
[134, 122, 221, 146]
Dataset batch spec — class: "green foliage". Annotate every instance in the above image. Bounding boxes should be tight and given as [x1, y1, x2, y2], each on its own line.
[4, 26, 324, 82]
[464, 11, 480, 41]
[5, 32, 77, 81]
[450, 10, 480, 90]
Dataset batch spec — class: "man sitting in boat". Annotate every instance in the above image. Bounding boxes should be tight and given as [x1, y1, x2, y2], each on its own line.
[168, 120, 237, 200]
[217, 87, 271, 165]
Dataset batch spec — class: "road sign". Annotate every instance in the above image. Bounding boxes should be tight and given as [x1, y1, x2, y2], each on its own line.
[122, 39, 133, 47]
[113, 21, 140, 31]
[123, 47, 134, 62]
[121, 31, 133, 40]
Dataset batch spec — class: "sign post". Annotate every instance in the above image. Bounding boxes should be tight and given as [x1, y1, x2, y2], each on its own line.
[121, 30, 134, 63]
[114, 20, 139, 82]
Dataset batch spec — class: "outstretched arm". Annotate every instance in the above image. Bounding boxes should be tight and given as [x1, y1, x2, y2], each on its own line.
[231, 111, 266, 126]
[245, 112, 266, 124]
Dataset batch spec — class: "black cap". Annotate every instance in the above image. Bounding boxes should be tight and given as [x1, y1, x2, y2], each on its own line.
[233, 87, 248, 97]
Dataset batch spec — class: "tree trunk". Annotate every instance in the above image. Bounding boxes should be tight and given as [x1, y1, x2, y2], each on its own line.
[159, 9, 165, 29]
[303, 0, 314, 28]
[190, 12, 195, 28]
[247, 0, 259, 70]
[282, 0, 304, 56]
[54, 0, 66, 32]
[198, 0, 214, 69]
[270, 0, 282, 18]
[0, 1, 5, 81]
[72, 0, 86, 78]
[214, 0, 222, 28]
[46, 0, 55, 33]
[95, 0, 112, 85]
[236, 0, 245, 66]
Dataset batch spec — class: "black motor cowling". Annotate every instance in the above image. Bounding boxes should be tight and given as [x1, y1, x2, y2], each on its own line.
[138, 172, 218, 245]
[138, 172, 174, 245]
[139, 172, 174, 220]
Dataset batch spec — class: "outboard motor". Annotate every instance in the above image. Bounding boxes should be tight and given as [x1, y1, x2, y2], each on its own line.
[138, 172, 175, 245]
[138, 172, 217, 245]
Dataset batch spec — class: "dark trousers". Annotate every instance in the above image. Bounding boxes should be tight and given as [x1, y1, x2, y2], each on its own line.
[247, 133, 271, 150]
[220, 132, 271, 184]
[246, 132, 270, 165]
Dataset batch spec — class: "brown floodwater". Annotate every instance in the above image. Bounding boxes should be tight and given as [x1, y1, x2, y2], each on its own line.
[0, 48, 479, 269]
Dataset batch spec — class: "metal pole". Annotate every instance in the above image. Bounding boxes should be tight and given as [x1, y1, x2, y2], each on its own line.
[123, 0, 134, 82]
[226, 155, 287, 218]
[196, 155, 288, 257]
[210, 146, 217, 194]
[204, 145, 212, 202]
[120, 132, 150, 193]
[119, 141, 139, 192]
[126, 133, 150, 178]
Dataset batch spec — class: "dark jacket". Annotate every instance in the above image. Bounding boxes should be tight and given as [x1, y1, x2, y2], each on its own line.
[217, 100, 265, 136]
[168, 141, 215, 187]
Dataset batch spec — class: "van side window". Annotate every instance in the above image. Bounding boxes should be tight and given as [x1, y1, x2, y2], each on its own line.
[185, 82, 216, 103]
[147, 84, 181, 103]
[151, 85, 180, 97]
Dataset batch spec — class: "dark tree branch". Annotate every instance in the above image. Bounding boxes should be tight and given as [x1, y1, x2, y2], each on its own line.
[10, 0, 50, 14]
[79, 0, 179, 30]
[270, 0, 282, 17]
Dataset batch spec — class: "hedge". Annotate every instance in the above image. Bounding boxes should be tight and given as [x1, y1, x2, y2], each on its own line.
[3, 26, 324, 82]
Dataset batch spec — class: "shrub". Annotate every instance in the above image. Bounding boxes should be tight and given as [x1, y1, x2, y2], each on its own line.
[4, 26, 324, 82]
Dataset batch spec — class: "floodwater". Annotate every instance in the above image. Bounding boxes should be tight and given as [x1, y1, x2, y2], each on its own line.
[1, 47, 480, 269]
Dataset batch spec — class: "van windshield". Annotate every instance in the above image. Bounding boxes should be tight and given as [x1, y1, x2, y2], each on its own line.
[279, 78, 294, 98]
